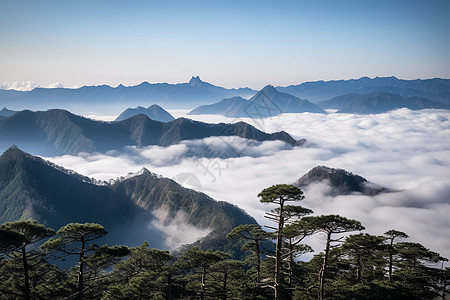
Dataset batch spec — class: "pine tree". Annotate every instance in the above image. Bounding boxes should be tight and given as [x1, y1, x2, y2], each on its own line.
[301, 215, 364, 300]
[42, 222, 108, 300]
[0, 220, 54, 300]
[258, 184, 310, 300]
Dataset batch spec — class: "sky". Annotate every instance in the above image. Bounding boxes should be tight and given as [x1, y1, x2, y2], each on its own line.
[45, 109, 450, 259]
[1, 0, 449, 90]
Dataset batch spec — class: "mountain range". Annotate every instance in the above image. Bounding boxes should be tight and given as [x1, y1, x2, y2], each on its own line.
[0, 109, 303, 156]
[277, 76, 450, 105]
[115, 104, 175, 122]
[2, 76, 448, 115]
[294, 165, 393, 196]
[188, 85, 327, 117]
[0, 76, 256, 114]
[319, 92, 450, 114]
[0, 146, 256, 251]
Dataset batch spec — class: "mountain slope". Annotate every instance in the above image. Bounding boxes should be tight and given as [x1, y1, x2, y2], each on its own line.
[0, 107, 16, 117]
[0, 146, 139, 236]
[114, 168, 256, 249]
[188, 96, 249, 117]
[0, 76, 256, 113]
[0, 109, 303, 155]
[0, 147, 256, 250]
[277, 76, 450, 104]
[115, 104, 175, 122]
[294, 165, 392, 196]
[188, 85, 326, 117]
[319, 92, 449, 114]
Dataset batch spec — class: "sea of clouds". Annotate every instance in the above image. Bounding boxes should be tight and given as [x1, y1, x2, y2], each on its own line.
[44, 109, 450, 259]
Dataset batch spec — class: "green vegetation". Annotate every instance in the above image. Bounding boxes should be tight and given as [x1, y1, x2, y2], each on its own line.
[0, 185, 448, 299]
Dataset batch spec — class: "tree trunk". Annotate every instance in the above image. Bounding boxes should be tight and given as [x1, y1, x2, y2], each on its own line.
[356, 253, 362, 282]
[222, 271, 228, 300]
[442, 279, 446, 300]
[274, 200, 285, 300]
[255, 241, 261, 287]
[200, 267, 206, 300]
[77, 235, 85, 300]
[290, 242, 294, 300]
[388, 238, 394, 283]
[319, 231, 331, 300]
[166, 273, 173, 300]
[21, 245, 31, 300]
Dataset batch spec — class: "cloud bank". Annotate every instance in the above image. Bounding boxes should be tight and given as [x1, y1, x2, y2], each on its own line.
[0, 81, 64, 91]
[44, 109, 450, 259]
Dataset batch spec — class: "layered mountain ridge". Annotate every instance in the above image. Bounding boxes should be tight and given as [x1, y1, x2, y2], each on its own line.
[188, 85, 327, 117]
[0, 146, 256, 250]
[319, 92, 449, 114]
[0, 109, 303, 156]
[115, 104, 175, 122]
[0, 76, 256, 113]
[277, 76, 450, 104]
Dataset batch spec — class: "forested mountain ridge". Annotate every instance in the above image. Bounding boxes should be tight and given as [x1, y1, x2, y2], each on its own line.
[1, 181, 446, 300]
[0, 109, 303, 156]
[0, 146, 256, 250]
[294, 165, 393, 196]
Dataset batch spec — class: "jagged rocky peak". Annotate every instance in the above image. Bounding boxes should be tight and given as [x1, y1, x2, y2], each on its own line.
[294, 165, 392, 196]
[189, 76, 203, 87]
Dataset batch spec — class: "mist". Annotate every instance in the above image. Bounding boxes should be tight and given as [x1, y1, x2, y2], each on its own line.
[44, 109, 450, 258]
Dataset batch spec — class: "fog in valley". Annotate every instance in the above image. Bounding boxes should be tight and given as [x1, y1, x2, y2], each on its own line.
[44, 109, 450, 258]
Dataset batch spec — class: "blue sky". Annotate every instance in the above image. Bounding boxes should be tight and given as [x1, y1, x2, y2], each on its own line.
[1, 0, 449, 89]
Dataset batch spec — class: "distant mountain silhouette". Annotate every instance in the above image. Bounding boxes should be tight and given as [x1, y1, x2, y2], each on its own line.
[277, 77, 450, 105]
[0, 107, 16, 117]
[188, 85, 326, 117]
[2, 76, 448, 114]
[115, 104, 175, 122]
[0, 109, 304, 156]
[319, 92, 449, 114]
[188, 96, 249, 117]
[0, 76, 256, 113]
[294, 165, 393, 196]
[0, 146, 256, 250]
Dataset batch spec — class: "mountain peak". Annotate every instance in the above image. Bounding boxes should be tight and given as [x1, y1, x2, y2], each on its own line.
[0, 145, 29, 162]
[258, 85, 279, 97]
[0, 107, 17, 117]
[294, 165, 392, 196]
[189, 76, 203, 87]
[261, 84, 277, 92]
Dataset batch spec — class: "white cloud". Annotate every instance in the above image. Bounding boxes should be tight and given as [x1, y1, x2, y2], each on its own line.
[43, 109, 450, 259]
[0, 81, 64, 91]
[151, 208, 211, 249]
[0, 81, 40, 91]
